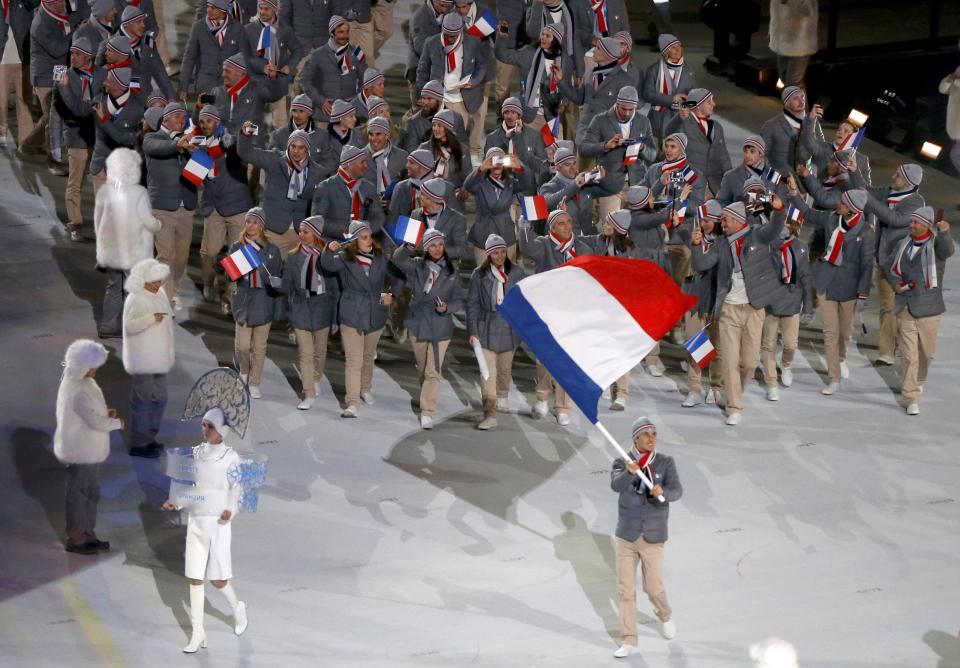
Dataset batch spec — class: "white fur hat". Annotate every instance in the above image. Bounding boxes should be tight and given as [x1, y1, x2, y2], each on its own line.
[105, 147, 143, 186]
[63, 339, 109, 378]
[202, 408, 225, 435]
[127, 258, 170, 292]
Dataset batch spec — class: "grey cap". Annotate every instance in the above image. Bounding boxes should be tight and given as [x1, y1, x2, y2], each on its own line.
[596, 36, 621, 61]
[108, 67, 132, 88]
[408, 148, 436, 173]
[616, 86, 639, 106]
[207, 0, 231, 12]
[147, 88, 167, 106]
[299, 215, 325, 238]
[290, 93, 313, 113]
[484, 233, 507, 252]
[366, 95, 388, 116]
[657, 33, 681, 54]
[420, 80, 445, 101]
[441, 12, 463, 32]
[198, 104, 221, 121]
[161, 101, 187, 119]
[554, 147, 576, 165]
[421, 177, 447, 203]
[897, 163, 923, 187]
[686, 88, 713, 107]
[90, 0, 114, 18]
[701, 199, 723, 220]
[105, 35, 132, 56]
[606, 209, 631, 234]
[743, 134, 766, 154]
[224, 52, 248, 73]
[741, 176, 766, 193]
[664, 132, 688, 150]
[723, 201, 747, 223]
[421, 228, 446, 249]
[432, 108, 458, 131]
[330, 99, 355, 122]
[340, 144, 366, 166]
[70, 36, 94, 57]
[910, 206, 936, 230]
[347, 219, 371, 237]
[485, 146, 505, 160]
[631, 416, 656, 440]
[554, 139, 575, 153]
[840, 189, 868, 213]
[143, 107, 164, 131]
[366, 116, 391, 135]
[245, 206, 267, 226]
[627, 185, 651, 209]
[120, 4, 146, 22]
[362, 68, 384, 88]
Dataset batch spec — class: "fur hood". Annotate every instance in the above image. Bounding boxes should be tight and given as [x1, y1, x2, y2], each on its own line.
[63, 339, 109, 380]
[105, 147, 143, 186]
[127, 258, 171, 293]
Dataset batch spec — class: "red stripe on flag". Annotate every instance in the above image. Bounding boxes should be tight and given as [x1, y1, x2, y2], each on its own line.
[220, 255, 242, 281]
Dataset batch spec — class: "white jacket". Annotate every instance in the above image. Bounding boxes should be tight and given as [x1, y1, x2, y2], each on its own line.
[123, 287, 175, 374]
[768, 0, 818, 57]
[54, 377, 122, 465]
[94, 149, 162, 270]
[939, 68, 960, 141]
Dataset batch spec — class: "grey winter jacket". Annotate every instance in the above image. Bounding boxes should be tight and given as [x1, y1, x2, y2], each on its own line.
[767, 235, 814, 317]
[142, 129, 200, 211]
[416, 33, 489, 114]
[178, 18, 244, 95]
[795, 197, 875, 301]
[311, 171, 385, 241]
[282, 249, 337, 331]
[320, 246, 390, 333]
[390, 245, 464, 343]
[578, 109, 657, 196]
[759, 113, 808, 176]
[464, 168, 533, 248]
[230, 240, 283, 327]
[279, 0, 331, 51]
[882, 232, 955, 318]
[642, 60, 696, 139]
[611, 452, 682, 543]
[466, 260, 525, 352]
[663, 113, 731, 195]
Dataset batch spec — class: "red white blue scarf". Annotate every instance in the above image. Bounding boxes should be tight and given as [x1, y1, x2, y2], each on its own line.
[823, 212, 861, 266]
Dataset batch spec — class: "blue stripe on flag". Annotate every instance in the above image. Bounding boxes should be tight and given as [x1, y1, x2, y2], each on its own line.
[240, 244, 261, 268]
[683, 329, 709, 355]
[497, 288, 602, 423]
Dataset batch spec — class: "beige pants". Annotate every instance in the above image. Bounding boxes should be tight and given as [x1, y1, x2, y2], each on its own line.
[266, 227, 301, 257]
[410, 334, 450, 417]
[91, 170, 106, 195]
[295, 327, 330, 398]
[494, 60, 516, 100]
[597, 181, 629, 223]
[341, 325, 383, 407]
[614, 372, 630, 399]
[819, 296, 856, 382]
[201, 211, 245, 288]
[235, 322, 272, 386]
[445, 97, 488, 157]
[616, 535, 672, 646]
[153, 207, 195, 299]
[875, 263, 898, 358]
[898, 310, 939, 405]
[718, 302, 765, 414]
[349, 20, 376, 68]
[370, 2, 394, 60]
[685, 314, 723, 393]
[535, 360, 572, 411]
[66, 148, 92, 229]
[472, 243, 516, 267]
[666, 244, 691, 286]
[480, 348, 515, 412]
[760, 313, 800, 388]
[21, 86, 53, 151]
[153, 0, 171, 63]
[0, 63, 35, 146]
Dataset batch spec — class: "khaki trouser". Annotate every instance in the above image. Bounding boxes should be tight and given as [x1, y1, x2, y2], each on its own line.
[597, 180, 629, 223]
[295, 327, 330, 398]
[473, 243, 516, 267]
[445, 97, 488, 157]
[494, 60, 516, 100]
[266, 226, 301, 257]
[480, 348, 515, 411]
[535, 360, 572, 411]
[616, 535, 672, 646]
[0, 63, 35, 146]
[410, 334, 450, 417]
[898, 310, 940, 405]
[235, 322, 272, 386]
[685, 314, 723, 393]
[341, 325, 383, 407]
[153, 207, 195, 299]
[268, 98, 288, 130]
[760, 313, 800, 388]
[153, 0, 171, 62]
[666, 244, 691, 286]
[643, 343, 660, 369]
[349, 20, 376, 68]
[91, 170, 107, 195]
[614, 372, 630, 399]
[20, 86, 53, 151]
[370, 2, 394, 60]
[819, 295, 856, 382]
[66, 148, 92, 229]
[717, 302, 765, 414]
[875, 263, 898, 358]
[201, 211, 245, 289]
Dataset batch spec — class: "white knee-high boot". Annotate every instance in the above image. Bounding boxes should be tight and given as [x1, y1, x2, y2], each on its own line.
[220, 582, 248, 635]
[183, 583, 207, 653]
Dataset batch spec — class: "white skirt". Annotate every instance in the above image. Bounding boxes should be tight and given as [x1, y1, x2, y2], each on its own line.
[184, 515, 233, 581]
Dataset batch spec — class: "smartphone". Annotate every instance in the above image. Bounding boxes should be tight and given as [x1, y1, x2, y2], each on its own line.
[52, 64, 68, 80]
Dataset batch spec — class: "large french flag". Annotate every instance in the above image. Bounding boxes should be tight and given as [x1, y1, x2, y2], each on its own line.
[498, 256, 696, 423]
[518, 195, 549, 221]
[466, 10, 497, 38]
[220, 244, 261, 281]
[182, 150, 215, 187]
[387, 215, 425, 246]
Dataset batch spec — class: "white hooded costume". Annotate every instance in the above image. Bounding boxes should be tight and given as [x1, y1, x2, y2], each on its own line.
[94, 148, 162, 271]
[122, 259, 175, 375]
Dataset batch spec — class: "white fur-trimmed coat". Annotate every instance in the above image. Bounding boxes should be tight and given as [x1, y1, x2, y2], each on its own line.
[939, 68, 960, 140]
[54, 377, 122, 465]
[768, 0, 818, 57]
[123, 287, 175, 374]
[94, 149, 163, 270]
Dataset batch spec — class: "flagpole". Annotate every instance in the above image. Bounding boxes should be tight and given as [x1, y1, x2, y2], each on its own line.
[594, 421, 665, 502]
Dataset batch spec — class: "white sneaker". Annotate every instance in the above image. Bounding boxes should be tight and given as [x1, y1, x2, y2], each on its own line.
[233, 601, 248, 636]
[297, 397, 314, 410]
[840, 360, 850, 379]
[906, 403, 919, 416]
[646, 363, 663, 377]
[420, 415, 433, 430]
[340, 405, 358, 418]
[766, 387, 780, 401]
[611, 397, 626, 411]
[249, 385, 261, 399]
[361, 391, 375, 405]
[725, 412, 742, 426]
[781, 367, 793, 387]
[496, 398, 509, 412]
[613, 644, 636, 658]
[477, 416, 497, 430]
[314, 383, 322, 396]
[682, 391, 702, 407]
[662, 619, 676, 640]
[876, 354, 895, 366]
[532, 400, 548, 419]
[705, 388, 717, 405]
[601, 387, 611, 400]
[821, 382, 839, 396]
[557, 412, 570, 426]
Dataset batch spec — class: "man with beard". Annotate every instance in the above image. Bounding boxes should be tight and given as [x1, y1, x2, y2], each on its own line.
[301, 15, 368, 123]
[760, 85, 810, 176]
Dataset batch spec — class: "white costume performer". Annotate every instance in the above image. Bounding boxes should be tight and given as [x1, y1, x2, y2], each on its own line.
[165, 408, 248, 653]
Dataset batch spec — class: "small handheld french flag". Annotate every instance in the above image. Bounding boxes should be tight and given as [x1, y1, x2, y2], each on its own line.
[182, 150, 215, 187]
[838, 126, 865, 152]
[387, 215, 425, 246]
[786, 204, 804, 227]
[519, 195, 549, 221]
[220, 244, 261, 281]
[466, 10, 497, 38]
[683, 329, 716, 369]
[540, 115, 562, 147]
[623, 142, 642, 166]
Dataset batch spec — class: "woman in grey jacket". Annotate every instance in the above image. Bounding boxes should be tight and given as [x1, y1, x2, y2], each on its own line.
[229, 208, 283, 399]
[282, 216, 337, 411]
[322, 220, 392, 418]
[418, 109, 472, 208]
[390, 229, 464, 430]
[464, 147, 533, 265]
[466, 234, 526, 431]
